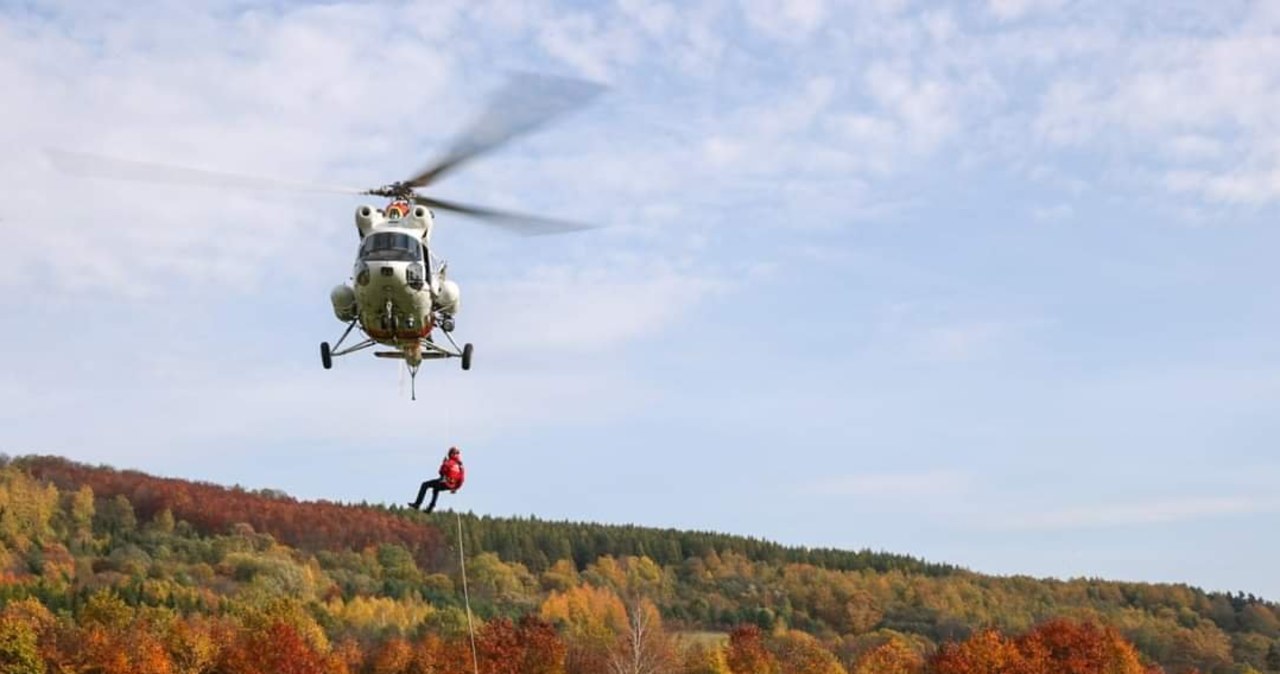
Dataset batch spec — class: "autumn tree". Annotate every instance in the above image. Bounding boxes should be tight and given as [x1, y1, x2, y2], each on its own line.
[681, 642, 731, 674]
[850, 635, 923, 674]
[1019, 619, 1146, 674]
[62, 594, 174, 674]
[1162, 623, 1232, 673]
[326, 637, 364, 674]
[413, 632, 476, 674]
[769, 630, 844, 674]
[931, 620, 1147, 674]
[368, 637, 413, 674]
[726, 625, 779, 674]
[475, 615, 567, 674]
[0, 614, 44, 674]
[608, 599, 677, 674]
[221, 622, 325, 674]
[164, 615, 225, 674]
[931, 629, 1032, 674]
[541, 584, 628, 673]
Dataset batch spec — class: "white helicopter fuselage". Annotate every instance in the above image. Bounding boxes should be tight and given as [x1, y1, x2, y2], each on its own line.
[328, 203, 461, 366]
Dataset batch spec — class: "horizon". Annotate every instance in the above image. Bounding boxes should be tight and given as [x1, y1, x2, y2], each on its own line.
[17, 451, 1274, 604]
[2, 1, 1278, 603]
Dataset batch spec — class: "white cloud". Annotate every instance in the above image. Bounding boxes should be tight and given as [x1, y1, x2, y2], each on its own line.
[1166, 135, 1225, 162]
[468, 262, 727, 352]
[702, 136, 747, 167]
[914, 322, 1015, 362]
[872, 301, 1042, 364]
[864, 62, 960, 154]
[618, 0, 678, 39]
[1165, 166, 1280, 205]
[537, 10, 643, 80]
[1032, 203, 1073, 222]
[1030, 20, 1280, 203]
[808, 470, 972, 498]
[742, 0, 829, 40]
[1033, 80, 1101, 146]
[994, 495, 1280, 531]
[987, 0, 1066, 22]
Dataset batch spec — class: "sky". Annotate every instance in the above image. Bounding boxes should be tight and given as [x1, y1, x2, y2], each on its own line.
[2, 0, 1279, 601]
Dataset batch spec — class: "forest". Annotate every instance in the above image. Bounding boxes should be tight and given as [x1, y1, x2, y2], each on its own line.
[0, 454, 1277, 673]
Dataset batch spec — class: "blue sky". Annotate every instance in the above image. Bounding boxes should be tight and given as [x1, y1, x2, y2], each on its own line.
[2, 0, 1279, 600]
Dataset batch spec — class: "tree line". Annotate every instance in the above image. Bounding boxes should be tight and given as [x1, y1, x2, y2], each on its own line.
[0, 455, 1276, 673]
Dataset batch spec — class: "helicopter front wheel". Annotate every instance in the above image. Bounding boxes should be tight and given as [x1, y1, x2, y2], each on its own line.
[320, 342, 333, 370]
[461, 343, 473, 371]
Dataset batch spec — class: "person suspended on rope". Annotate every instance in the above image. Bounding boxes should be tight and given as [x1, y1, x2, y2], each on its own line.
[408, 446, 465, 513]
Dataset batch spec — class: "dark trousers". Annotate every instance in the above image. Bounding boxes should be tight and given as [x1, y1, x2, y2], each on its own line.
[410, 478, 447, 512]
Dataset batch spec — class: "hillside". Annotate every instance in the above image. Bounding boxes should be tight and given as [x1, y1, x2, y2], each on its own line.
[0, 455, 1277, 673]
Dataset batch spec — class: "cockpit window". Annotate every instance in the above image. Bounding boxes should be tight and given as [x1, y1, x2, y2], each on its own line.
[359, 232, 423, 262]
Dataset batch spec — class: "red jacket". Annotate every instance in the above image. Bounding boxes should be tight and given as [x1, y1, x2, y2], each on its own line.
[439, 456, 465, 490]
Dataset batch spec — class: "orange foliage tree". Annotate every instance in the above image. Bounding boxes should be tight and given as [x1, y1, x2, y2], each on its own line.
[851, 635, 924, 674]
[931, 619, 1149, 674]
[220, 621, 326, 674]
[932, 629, 1032, 674]
[1018, 619, 1146, 674]
[478, 615, 567, 674]
[726, 625, 779, 674]
[368, 637, 414, 674]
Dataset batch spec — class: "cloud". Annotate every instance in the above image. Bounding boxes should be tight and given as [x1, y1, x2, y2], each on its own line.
[468, 262, 727, 352]
[1032, 203, 1073, 222]
[1029, 15, 1280, 203]
[741, 0, 829, 40]
[994, 495, 1280, 531]
[1165, 167, 1280, 205]
[1166, 135, 1225, 162]
[987, 0, 1066, 22]
[864, 62, 960, 154]
[913, 322, 1016, 362]
[536, 11, 642, 80]
[871, 301, 1044, 364]
[808, 469, 972, 498]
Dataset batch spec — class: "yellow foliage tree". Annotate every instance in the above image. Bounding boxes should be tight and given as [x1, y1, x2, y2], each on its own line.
[0, 468, 59, 552]
[680, 642, 731, 674]
[770, 630, 844, 674]
[541, 584, 629, 673]
[850, 636, 923, 674]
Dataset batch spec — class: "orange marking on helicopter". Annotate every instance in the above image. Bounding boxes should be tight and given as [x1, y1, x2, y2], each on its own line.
[366, 327, 433, 340]
[365, 315, 434, 341]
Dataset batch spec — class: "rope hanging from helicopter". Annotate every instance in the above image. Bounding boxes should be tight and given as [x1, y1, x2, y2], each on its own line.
[401, 361, 422, 401]
[456, 510, 481, 674]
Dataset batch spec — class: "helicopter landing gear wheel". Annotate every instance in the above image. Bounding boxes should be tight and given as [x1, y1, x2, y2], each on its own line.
[320, 342, 333, 370]
[461, 343, 473, 371]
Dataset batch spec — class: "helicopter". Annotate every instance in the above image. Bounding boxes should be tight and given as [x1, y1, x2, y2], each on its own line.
[47, 73, 604, 399]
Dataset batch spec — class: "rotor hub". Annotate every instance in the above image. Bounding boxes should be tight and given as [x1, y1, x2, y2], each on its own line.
[366, 182, 418, 202]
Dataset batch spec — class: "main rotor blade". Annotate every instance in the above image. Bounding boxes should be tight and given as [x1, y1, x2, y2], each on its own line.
[405, 73, 605, 189]
[46, 148, 363, 196]
[413, 195, 595, 236]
